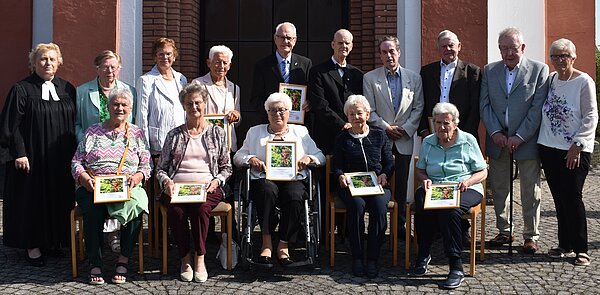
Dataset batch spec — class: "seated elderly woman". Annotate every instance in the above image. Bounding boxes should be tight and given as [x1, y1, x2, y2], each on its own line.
[412, 102, 487, 289]
[71, 88, 150, 285]
[233, 92, 325, 267]
[332, 95, 394, 278]
[155, 83, 232, 283]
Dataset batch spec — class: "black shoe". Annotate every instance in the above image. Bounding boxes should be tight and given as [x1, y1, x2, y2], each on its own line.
[256, 256, 274, 267]
[365, 260, 378, 278]
[442, 270, 464, 289]
[278, 257, 293, 266]
[25, 250, 45, 267]
[412, 255, 431, 276]
[352, 259, 365, 277]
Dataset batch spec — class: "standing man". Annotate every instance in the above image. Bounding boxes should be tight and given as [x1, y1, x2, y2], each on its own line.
[363, 36, 424, 238]
[419, 30, 481, 140]
[251, 22, 312, 124]
[480, 27, 549, 254]
[308, 29, 363, 154]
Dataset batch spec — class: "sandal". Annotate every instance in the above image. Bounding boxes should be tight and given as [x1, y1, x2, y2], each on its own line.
[111, 262, 128, 284]
[574, 253, 591, 266]
[547, 247, 574, 258]
[89, 267, 105, 285]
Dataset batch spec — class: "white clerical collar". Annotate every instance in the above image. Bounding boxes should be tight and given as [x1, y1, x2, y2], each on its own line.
[41, 80, 60, 101]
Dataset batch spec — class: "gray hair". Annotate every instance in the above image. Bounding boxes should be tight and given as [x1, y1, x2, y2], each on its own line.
[549, 38, 577, 59]
[379, 35, 401, 53]
[274, 22, 297, 35]
[343, 95, 371, 116]
[264, 92, 292, 111]
[178, 83, 209, 105]
[432, 102, 460, 124]
[437, 30, 459, 45]
[208, 45, 233, 61]
[498, 27, 524, 45]
[108, 88, 134, 106]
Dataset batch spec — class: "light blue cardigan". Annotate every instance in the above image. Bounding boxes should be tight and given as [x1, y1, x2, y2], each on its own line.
[75, 78, 137, 142]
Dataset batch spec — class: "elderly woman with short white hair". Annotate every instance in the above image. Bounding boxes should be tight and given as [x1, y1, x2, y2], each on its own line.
[191, 45, 241, 151]
[233, 92, 325, 267]
[538, 38, 598, 266]
[332, 95, 394, 278]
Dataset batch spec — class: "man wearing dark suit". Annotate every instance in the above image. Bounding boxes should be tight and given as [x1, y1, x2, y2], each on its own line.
[480, 27, 549, 254]
[251, 22, 312, 124]
[419, 30, 481, 140]
[308, 29, 363, 154]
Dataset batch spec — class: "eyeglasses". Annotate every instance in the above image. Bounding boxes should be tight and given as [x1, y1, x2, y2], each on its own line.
[156, 52, 174, 58]
[97, 65, 121, 72]
[185, 101, 205, 108]
[499, 45, 522, 53]
[276, 35, 297, 41]
[267, 108, 289, 115]
[550, 54, 572, 61]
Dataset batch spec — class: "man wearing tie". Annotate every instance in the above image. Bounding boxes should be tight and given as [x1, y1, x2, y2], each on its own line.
[363, 36, 424, 238]
[480, 27, 549, 253]
[308, 29, 363, 154]
[251, 22, 312, 124]
[419, 30, 481, 140]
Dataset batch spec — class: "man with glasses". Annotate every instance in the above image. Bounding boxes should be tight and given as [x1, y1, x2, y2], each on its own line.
[480, 27, 549, 254]
[251, 22, 312, 125]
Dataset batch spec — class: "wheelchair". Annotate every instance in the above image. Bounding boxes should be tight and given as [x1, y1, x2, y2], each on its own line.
[236, 167, 321, 270]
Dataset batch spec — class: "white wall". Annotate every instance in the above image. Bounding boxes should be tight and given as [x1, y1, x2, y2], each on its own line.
[32, 0, 53, 46]
[487, 0, 545, 63]
[118, 0, 143, 86]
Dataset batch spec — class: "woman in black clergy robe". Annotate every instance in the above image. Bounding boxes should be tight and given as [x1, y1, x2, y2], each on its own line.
[0, 43, 77, 266]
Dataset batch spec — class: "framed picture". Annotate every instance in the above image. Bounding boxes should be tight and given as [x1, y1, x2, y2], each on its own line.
[265, 141, 297, 181]
[171, 182, 207, 203]
[279, 83, 306, 124]
[344, 171, 384, 196]
[204, 114, 231, 151]
[424, 183, 461, 209]
[94, 175, 130, 203]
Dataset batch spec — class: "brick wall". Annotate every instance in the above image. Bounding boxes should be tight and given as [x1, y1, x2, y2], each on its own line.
[349, 0, 397, 72]
[142, 0, 200, 79]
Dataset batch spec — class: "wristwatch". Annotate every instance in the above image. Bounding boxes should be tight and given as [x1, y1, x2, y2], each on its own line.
[575, 141, 584, 149]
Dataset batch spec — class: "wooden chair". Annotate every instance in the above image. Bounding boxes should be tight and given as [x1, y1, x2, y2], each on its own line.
[404, 157, 486, 276]
[70, 205, 144, 278]
[325, 155, 398, 267]
[155, 200, 233, 274]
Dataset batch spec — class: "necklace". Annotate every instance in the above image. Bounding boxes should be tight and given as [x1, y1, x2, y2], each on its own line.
[267, 125, 288, 136]
[105, 123, 127, 146]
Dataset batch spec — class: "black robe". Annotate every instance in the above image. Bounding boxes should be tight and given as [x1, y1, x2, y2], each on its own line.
[0, 73, 77, 249]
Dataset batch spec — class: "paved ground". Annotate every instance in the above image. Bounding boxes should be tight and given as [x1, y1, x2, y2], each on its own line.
[1, 169, 599, 294]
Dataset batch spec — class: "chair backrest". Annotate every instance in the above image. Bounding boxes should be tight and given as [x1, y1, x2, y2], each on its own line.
[325, 155, 333, 205]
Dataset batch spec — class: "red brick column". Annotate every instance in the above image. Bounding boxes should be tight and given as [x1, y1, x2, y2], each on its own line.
[349, 0, 397, 72]
[143, 0, 200, 79]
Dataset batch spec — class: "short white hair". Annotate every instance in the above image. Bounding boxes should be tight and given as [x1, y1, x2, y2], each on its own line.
[498, 27, 524, 45]
[343, 95, 371, 116]
[208, 45, 233, 61]
[437, 30, 459, 45]
[549, 38, 577, 59]
[274, 22, 297, 35]
[432, 102, 460, 124]
[264, 92, 292, 111]
[108, 88, 134, 106]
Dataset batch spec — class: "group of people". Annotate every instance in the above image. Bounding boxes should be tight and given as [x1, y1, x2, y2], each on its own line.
[0, 20, 596, 289]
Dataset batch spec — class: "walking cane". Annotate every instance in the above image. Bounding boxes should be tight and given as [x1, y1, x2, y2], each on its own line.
[508, 150, 514, 255]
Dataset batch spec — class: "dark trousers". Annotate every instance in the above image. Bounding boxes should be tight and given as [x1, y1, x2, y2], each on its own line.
[414, 187, 482, 259]
[339, 187, 390, 261]
[392, 149, 411, 231]
[75, 187, 142, 268]
[164, 188, 222, 258]
[539, 145, 589, 253]
[249, 179, 307, 242]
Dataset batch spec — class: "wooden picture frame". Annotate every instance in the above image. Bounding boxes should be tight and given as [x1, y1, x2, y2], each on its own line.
[424, 183, 461, 209]
[344, 171, 384, 196]
[265, 141, 297, 181]
[204, 114, 231, 151]
[94, 175, 130, 203]
[171, 182, 208, 203]
[279, 83, 306, 124]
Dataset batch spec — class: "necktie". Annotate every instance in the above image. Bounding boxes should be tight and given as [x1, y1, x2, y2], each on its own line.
[42, 81, 60, 101]
[281, 60, 289, 83]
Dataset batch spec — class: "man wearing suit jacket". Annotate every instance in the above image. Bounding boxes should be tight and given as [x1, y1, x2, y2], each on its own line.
[363, 36, 424, 237]
[480, 27, 549, 254]
[308, 29, 363, 154]
[419, 30, 481, 140]
[251, 22, 312, 124]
